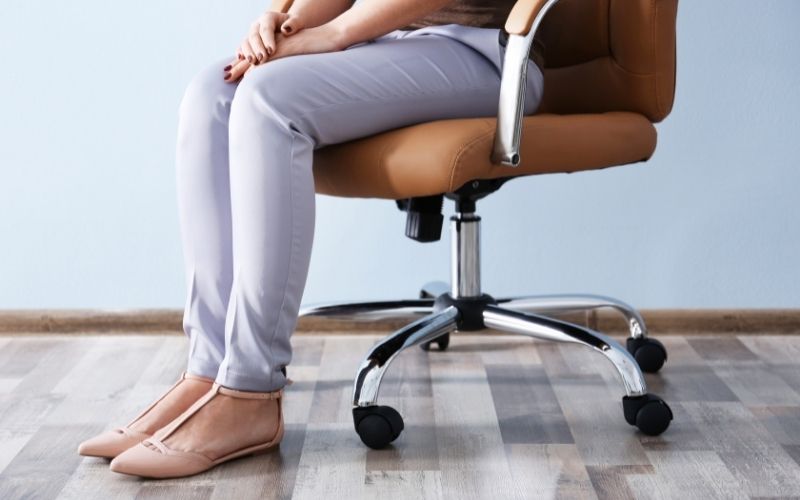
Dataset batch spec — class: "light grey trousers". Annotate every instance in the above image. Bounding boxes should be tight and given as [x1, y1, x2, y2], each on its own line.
[177, 23, 544, 392]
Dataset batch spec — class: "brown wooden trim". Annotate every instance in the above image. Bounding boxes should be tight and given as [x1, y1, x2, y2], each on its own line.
[0, 309, 181, 334]
[1, 308, 799, 335]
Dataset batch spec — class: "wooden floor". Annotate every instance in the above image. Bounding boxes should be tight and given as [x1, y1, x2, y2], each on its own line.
[1, 333, 800, 499]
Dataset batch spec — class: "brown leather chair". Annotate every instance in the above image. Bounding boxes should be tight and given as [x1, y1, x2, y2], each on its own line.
[286, 0, 680, 448]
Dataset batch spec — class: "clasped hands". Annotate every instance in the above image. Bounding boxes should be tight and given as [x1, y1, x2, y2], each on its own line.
[224, 11, 346, 82]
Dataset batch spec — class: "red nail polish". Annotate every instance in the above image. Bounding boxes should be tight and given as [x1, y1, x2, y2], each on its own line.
[224, 72, 231, 80]
[285, 26, 292, 33]
[224, 64, 232, 71]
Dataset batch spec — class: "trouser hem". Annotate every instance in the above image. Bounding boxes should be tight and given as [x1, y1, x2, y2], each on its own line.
[186, 356, 222, 381]
[215, 367, 287, 392]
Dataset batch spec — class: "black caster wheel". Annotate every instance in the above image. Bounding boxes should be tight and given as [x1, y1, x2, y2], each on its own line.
[420, 333, 450, 352]
[353, 405, 405, 449]
[626, 337, 667, 373]
[622, 394, 673, 436]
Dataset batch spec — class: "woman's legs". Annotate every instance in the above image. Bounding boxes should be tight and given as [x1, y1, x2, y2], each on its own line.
[176, 25, 545, 393]
[216, 26, 543, 392]
[77, 60, 242, 453]
[175, 59, 239, 380]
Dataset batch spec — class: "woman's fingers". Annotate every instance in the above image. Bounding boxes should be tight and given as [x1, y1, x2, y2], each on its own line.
[223, 58, 237, 73]
[224, 58, 251, 82]
[240, 38, 257, 64]
[280, 15, 304, 37]
[249, 23, 268, 63]
[258, 12, 288, 56]
[259, 23, 276, 57]
[231, 10, 293, 69]
[226, 60, 249, 82]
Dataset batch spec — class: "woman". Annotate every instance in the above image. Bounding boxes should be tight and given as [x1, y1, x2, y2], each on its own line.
[77, 0, 544, 478]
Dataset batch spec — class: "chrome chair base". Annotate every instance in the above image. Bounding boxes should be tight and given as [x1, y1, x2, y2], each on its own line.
[298, 210, 672, 449]
[299, 285, 672, 448]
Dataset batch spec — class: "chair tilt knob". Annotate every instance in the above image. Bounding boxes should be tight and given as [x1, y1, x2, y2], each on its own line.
[396, 194, 444, 243]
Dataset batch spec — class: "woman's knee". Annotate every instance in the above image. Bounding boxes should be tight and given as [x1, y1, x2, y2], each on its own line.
[228, 59, 311, 132]
[179, 58, 237, 125]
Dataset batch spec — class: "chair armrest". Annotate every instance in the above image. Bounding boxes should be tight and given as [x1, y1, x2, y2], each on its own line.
[491, 0, 560, 166]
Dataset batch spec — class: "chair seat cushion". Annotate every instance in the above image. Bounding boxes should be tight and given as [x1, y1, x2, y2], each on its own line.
[312, 112, 657, 199]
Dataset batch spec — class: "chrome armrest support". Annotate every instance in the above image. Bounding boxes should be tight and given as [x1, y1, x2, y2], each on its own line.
[491, 0, 560, 167]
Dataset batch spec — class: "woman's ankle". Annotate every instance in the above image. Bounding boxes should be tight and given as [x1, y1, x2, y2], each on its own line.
[128, 377, 214, 434]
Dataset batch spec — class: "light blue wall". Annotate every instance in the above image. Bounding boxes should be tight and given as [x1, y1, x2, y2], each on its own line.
[1, 1, 798, 310]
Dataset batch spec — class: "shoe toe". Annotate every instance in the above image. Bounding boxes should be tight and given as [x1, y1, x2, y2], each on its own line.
[77, 429, 144, 458]
[110, 442, 211, 478]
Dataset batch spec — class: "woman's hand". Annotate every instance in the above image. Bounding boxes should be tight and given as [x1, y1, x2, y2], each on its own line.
[237, 11, 304, 63]
[224, 22, 346, 83]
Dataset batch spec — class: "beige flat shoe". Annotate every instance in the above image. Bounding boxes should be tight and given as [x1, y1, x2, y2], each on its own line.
[77, 371, 214, 459]
[109, 383, 284, 478]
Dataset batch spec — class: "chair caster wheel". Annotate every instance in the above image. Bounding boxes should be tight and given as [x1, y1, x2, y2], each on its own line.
[622, 394, 673, 436]
[420, 333, 450, 352]
[626, 337, 667, 373]
[353, 405, 404, 449]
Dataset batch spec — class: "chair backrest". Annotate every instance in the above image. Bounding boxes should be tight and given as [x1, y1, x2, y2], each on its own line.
[536, 0, 678, 122]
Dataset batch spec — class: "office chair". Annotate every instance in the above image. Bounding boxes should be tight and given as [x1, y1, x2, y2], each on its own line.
[289, 0, 680, 449]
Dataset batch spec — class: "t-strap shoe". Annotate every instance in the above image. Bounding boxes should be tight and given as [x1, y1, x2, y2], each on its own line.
[109, 383, 284, 478]
[77, 371, 215, 458]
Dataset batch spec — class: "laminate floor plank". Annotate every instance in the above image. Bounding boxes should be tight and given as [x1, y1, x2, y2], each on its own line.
[751, 405, 800, 448]
[429, 348, 522, 499]
[739, 335, 800, 364]
[505, 443, 596, 499]
[11, 336, 95, 396]
[539, 344, 651, 467]
[711, 364, 800, 406]
[207, 422, 306, 500]
[585, 465, 654, 500]
[362, 470, 444, 500]
[486, 363, 574, 445]
[682, 401, 800, 498]
[0, 424, 99, 499]
[282, 366, 319, 425]
[0, 337, 62, 377]
[626, 450, 747, 500]
[0, 333, 799, 499]
[290, 423, 367, 500]
[57, 455, 144, 500]
[644, 364, 739, 403]
[0, 378, 23, 393]
[306, 336, 376, 425]
[686, 337, 759, 363]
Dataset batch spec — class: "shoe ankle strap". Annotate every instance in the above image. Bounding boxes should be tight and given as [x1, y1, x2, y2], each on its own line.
[215, 383, 283, 400]
[124, 371, 193, 427]
[148, 382, 284, 443]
